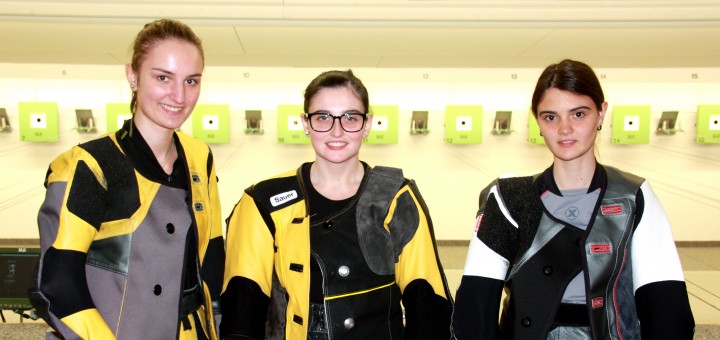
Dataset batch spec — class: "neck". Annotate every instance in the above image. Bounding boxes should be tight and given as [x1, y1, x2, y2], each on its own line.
[133, 117, 177, 175]
[310, 160, 364, 200]
[552, 158, 596, 190]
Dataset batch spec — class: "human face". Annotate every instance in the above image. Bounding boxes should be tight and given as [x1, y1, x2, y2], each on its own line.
[126, 38, 203, 134]
[302, 86, 372, 166]
[536, 88, 607, 166]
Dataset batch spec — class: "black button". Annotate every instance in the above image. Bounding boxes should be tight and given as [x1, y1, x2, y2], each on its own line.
[543, 266, 553, 276]
[521, 317, 531, 327]
[184, 197, 189, 205]
[154, 285, 162, 296]
[323, 220, 334, 229]
[166, 223, 175, 234]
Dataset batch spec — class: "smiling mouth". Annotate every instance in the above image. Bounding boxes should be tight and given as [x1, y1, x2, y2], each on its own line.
[161, 104, 183, 113]
[327, 142, 347, 148]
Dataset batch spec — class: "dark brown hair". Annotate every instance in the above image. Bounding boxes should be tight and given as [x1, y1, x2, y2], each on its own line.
[531, 59, 604, 117]
[129, 19, 204, 114]
[303, 70, 369, 114]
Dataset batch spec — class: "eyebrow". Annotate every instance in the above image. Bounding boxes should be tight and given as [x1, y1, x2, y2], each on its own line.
[310, 110, 364, 115]
[569, 105, 592, 111]
[539, 105, 592, 115]
[151, 67, 202, 78]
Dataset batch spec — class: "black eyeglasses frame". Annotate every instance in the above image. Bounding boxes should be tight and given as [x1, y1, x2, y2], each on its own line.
[303, 112, 368, 133]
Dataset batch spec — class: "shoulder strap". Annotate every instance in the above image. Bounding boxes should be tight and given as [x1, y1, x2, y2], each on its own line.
[495, 176, 543, 266]
[356, 166, 405, 275]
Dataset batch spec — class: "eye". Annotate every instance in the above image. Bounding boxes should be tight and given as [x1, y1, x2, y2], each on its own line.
[157, 75, 169, 81]
[186, 78, 199, 86]
[315, 113, 330, 122]
[573, 111, 586, 119]
[343, 113, 358, 122]
[542, 114, 555, 122]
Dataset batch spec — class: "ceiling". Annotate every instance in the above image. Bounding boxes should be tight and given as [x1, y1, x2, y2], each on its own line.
[1, 0, 719, 69]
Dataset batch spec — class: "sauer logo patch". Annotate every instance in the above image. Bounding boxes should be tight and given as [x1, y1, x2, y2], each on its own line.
[270, 190, 298, 207]
[601, 205, 623, 215]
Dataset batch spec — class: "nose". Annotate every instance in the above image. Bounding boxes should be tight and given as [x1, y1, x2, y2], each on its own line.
[558, 118, 572, 135]
[329, 117, 344, 137]
[170, 81, 186, 104]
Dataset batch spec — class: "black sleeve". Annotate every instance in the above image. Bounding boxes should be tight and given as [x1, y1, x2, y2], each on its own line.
[39, 247, 96, 319]
[635, 280, 695, 339]
[452, 276, 504, 340]
[220, 276, 269, 340]
[403, 279, 453, 339]
[202, 236, 226, 302]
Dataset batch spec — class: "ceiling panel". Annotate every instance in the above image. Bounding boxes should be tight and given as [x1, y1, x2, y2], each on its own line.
[0, 1, 718, 68]
[523, 27, 720, 67]
[0, 21, 137, 64]
[235, 26, 552, 57]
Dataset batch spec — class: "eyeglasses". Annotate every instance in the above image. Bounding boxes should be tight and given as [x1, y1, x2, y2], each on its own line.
[304, 111, 368, 132]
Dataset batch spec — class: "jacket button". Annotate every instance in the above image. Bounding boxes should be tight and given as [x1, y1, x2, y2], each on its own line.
[154, 284, 162, 296]
[338, 266, 350, 277]
[543, 265, 553, 276]
[323, 220, 334, 229]
[166, 223, 175, 234]
[521, 317, 531, 327]
[343, 318, 355, 329]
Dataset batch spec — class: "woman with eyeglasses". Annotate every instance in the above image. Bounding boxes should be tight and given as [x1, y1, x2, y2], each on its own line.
[220, 70, 453, 339]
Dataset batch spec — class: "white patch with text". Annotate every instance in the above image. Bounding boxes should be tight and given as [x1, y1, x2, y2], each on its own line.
[270, 190, 298, 207]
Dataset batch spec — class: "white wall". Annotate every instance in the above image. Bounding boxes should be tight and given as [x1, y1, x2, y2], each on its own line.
[1, 64, 719, 241]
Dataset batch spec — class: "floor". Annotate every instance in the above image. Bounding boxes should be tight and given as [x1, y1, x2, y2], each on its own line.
[2, 245, 719, 339]
[438, 243, 720, 338]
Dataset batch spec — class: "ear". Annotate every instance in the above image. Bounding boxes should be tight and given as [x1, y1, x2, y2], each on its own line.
[534, 115, 545, 137]
[125, 64, 137, 89]
[300, 113, 310, 132]
[598, 101, 608, 125]
[363, 114, 373, 135]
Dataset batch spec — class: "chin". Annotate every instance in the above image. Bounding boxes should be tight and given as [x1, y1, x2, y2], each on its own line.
[555, 152, 593, 163]
[319, 154, 355, 164]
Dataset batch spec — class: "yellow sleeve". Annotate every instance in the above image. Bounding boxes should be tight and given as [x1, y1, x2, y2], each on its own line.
[222, 192, 276, 296]
[60, 310, 116, 339]
[38, 146, 115, 338]
[394, 185, 450, 299]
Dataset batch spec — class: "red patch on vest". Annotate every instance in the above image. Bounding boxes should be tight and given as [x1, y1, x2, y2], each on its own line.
[601, 205, 623, 215]
[592, 297, 604, 309]
[474, 213, 484, 232]
[590, 243, 611, 254]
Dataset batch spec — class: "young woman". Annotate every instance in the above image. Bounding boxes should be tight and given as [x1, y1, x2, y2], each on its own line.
[31, 19, 224, 339]
[452, 59, 694, 339]
[221, 70, 453, 339]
